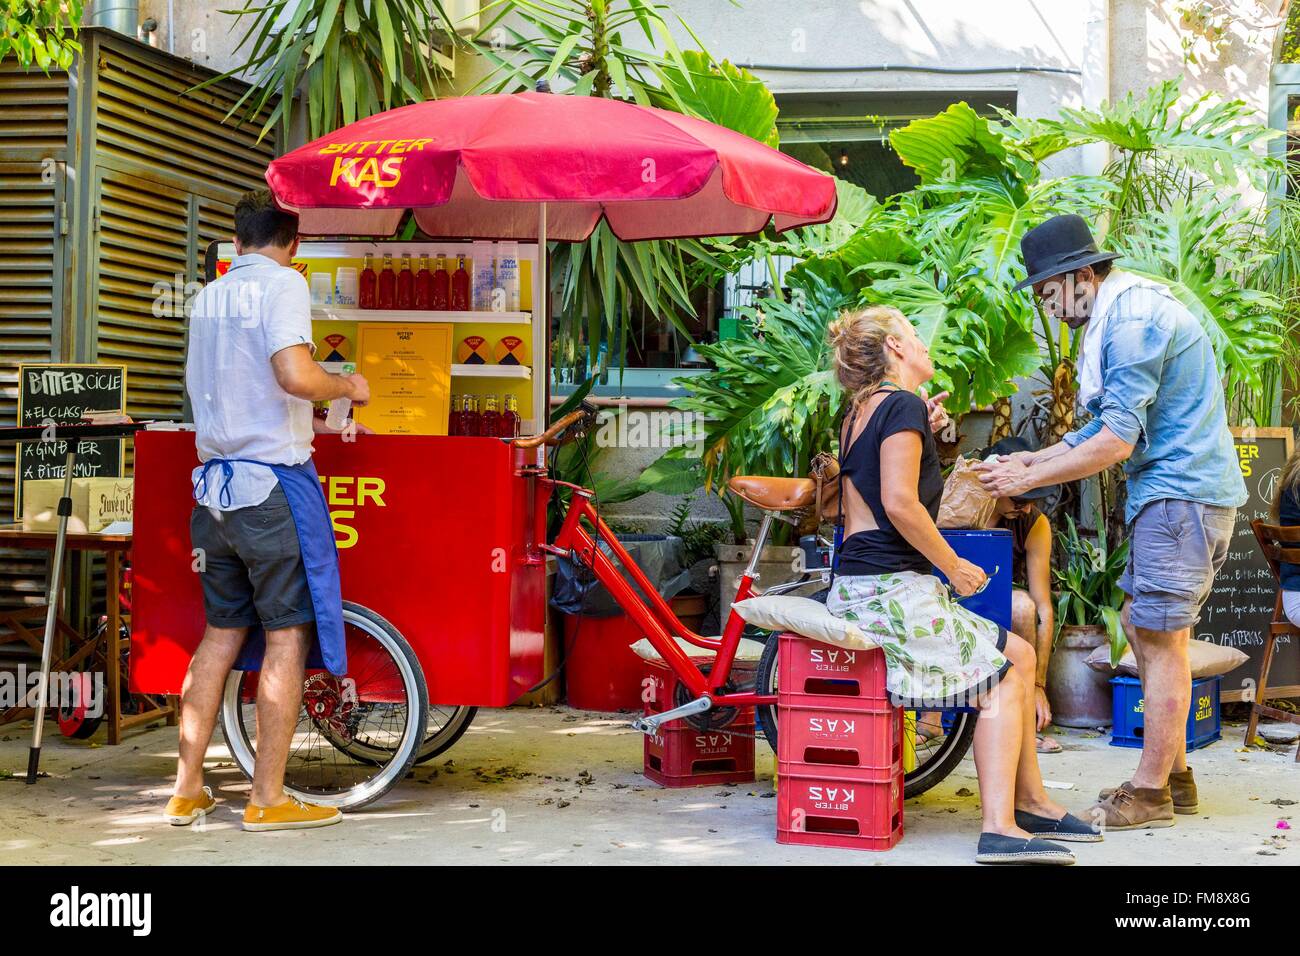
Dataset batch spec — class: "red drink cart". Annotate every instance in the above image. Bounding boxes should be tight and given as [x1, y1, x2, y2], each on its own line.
[128, 91, 838, 808]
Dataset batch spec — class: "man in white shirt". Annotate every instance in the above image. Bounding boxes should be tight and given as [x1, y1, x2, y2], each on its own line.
[164, 190, 369, 832]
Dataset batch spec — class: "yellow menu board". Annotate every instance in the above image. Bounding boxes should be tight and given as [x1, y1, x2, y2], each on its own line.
[353, 323, 453, 435]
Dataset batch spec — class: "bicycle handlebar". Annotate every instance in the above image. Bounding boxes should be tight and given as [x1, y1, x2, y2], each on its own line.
[514, 402, 599, 449]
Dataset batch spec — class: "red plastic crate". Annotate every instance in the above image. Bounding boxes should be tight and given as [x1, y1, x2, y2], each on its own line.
[777, 768, 904, 851]
[777, 632, 890, 707]
[641, 658, 755, 788]
[777, 702, 902, 777]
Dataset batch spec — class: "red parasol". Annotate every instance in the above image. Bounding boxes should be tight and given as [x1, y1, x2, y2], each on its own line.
[265, 91, 837, 241]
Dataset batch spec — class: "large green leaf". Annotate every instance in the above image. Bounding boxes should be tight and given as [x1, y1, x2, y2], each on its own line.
[888, 102, 1014, 184]
[654, 51, 779, 147]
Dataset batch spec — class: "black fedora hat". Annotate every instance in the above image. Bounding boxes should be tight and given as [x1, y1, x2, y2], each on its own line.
[976, 436, 1059, 502]
[1014, 214, 1119, 292]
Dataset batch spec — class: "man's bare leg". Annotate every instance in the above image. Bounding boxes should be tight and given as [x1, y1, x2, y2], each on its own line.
[249, 624, 311, 807]
[175, 625, 247, 798]
[1128, 621, 1191, 790]
[1122, 600, 1187, 776]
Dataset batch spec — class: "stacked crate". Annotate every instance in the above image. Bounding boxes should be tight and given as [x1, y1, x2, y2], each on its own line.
[641, 657, 756, 787]
[776, 633, 904, 850]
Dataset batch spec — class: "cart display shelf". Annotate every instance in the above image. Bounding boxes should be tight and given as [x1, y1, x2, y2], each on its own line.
[312, 307, 530, 325]
[451, 364, 531, 380]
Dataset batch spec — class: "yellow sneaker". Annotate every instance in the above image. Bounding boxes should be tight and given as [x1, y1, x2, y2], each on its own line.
[243, 794, 342, 832]
[163, 786, 217, 826]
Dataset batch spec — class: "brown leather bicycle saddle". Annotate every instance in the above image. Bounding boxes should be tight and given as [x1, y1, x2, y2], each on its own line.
[726, 475, 816, 512]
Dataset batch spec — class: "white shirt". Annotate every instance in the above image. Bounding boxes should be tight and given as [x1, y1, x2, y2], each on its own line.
[186, 253, 316, 510]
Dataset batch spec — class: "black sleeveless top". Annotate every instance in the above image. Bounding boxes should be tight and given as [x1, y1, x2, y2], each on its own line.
[837, 390, 944, 576]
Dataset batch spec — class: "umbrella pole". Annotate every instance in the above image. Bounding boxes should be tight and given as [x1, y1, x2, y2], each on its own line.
[537, 202, 547, 428]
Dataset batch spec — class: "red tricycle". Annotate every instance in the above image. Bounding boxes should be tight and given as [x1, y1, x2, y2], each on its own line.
[130, 406, 976, 808]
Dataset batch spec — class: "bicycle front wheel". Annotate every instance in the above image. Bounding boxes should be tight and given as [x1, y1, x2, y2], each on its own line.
[219, 601, 428, 810]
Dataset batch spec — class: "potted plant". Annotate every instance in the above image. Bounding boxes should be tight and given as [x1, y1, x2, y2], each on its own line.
[1047, 511, 1130, 727]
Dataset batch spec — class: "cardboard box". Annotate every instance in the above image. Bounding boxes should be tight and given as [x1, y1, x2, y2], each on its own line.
[85, 477, 133, 532]
[21, 477, 90, 533]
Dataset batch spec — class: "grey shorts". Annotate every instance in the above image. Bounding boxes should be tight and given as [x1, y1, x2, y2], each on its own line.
[1118, 498, 1236, 632]
[190, 483, 315, 630]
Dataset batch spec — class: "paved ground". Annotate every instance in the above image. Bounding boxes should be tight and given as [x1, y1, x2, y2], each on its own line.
[0, 708, 1294, 866]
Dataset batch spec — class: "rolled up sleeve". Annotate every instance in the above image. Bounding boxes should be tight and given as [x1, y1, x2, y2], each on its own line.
[265, 274, 315, 358]
[1063, 417, 1102, 448]
[1091, 315, 1171, 449]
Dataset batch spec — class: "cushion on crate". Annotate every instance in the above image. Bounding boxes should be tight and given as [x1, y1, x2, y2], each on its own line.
[730, 596, 879, 652]
[1084, 639, 1248, 679]
[630, 635, 765, 662]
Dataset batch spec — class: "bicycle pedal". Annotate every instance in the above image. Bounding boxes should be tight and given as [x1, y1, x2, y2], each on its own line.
[631, 695, 712, 736]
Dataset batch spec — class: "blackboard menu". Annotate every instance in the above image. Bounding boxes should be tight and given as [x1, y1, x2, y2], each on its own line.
[1197, 427, 1298, 701]
[14, 364, 128, 518]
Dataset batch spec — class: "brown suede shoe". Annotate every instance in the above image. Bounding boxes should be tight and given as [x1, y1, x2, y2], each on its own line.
[1087, 781, 1175, 831]
[1099, 766, 1198, 815]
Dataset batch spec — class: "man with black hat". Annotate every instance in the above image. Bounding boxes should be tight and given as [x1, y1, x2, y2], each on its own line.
[975, 214, 1245, 832]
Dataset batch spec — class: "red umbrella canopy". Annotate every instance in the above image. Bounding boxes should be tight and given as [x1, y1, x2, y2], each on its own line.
[266, 92, 837, 241]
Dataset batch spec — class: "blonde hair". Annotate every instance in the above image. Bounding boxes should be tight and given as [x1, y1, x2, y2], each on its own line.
[827, 305, 910, 408]
[1273, 442, 1300, 523]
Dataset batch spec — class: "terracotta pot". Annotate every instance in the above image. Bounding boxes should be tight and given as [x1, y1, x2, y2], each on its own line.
[670, 592, 707, 633]
[1046, 624, 1114, 728]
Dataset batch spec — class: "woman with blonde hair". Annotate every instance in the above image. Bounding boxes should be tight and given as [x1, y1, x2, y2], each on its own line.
[826, 305, 1101, 864]
[1272, 444, 1300, 626]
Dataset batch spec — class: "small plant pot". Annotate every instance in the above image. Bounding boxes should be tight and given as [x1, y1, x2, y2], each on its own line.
[1047, 624, 1114, 728]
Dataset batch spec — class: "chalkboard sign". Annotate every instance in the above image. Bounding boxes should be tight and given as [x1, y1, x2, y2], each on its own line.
[14, 364, 128, 518]
[1197, 427, 1298, 702]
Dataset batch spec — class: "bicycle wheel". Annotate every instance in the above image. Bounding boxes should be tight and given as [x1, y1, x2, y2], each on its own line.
[329, 703, 477, 766]
[753, 632, 978, 798]
[219, 601, 428, 810]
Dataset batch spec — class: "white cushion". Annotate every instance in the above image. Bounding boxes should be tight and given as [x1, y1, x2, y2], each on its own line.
[730, 595, 879, 652]
[1085, 639, 1249, 679]
[630, 635, 766, 662]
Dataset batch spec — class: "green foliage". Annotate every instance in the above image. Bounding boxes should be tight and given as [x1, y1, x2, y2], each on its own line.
[1, 0, 80, 71]
[669, 270, 852, 498]
[207, 0, 459, 141]
[1052, 512, 1130, 664]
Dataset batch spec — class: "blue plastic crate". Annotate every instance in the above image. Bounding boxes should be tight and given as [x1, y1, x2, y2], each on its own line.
[1109, 675, 1222, 751]
[934, 529, 1013, 631]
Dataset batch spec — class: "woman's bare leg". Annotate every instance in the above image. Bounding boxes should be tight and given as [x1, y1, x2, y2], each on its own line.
[972, 665, 1031, 837]
[1003, 632, 1069, 818]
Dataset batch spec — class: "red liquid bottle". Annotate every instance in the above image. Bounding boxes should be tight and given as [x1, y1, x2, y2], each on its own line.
[359, 253, 378, 309]
[414, 255, 432, 310]
[481, 394, 502, 438]
[377, 253, 396, 310]
[462, 394, 481, 436]
[396, 253, 414, 309]
[431, 253, 449, 310]
[448, 393, 461, 435]
[500, 394, 519, 438]
[450, 254, 471, 311]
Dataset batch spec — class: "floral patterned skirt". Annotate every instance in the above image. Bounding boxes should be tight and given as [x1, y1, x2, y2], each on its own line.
[826, 571, 1012, 708]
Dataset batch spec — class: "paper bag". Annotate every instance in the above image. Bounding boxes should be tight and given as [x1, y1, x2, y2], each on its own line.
[937, 456, 998, 529]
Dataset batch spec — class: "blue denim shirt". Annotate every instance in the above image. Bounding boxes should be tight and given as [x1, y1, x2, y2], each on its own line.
[1063, 281, 1246, 524]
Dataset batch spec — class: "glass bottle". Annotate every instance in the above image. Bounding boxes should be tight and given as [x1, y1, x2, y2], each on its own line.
[396, 252, 414, 309]
[377, 253, 396, 310]
[414, 254, 432, 310]
[501, 394, 519, 438]
[431, 253, 450, 310]
[450, 254, 471, 311]
[462, 393, 481, 436]
[359, 253, 378, 310]
[481, 394, 501, 438]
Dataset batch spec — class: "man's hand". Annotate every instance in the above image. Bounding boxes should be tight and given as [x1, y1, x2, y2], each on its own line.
[343, 373, 370, 406]
[973, 454, 1036, 498]
[919, 387, 951, 436]
[1035, 685, 1052, 732]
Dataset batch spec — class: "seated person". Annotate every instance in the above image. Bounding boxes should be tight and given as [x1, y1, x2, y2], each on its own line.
[1274, 445, 1300, 627]
[826, 305, 1100, 865]
[980, 436, 1060, 754]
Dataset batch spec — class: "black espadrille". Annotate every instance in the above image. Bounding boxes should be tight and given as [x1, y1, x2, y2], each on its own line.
[1014, 809, 1104, 843]
[975, 832, 1075, 865]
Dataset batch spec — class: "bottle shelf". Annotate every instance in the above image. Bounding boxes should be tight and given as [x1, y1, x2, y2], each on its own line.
[312, 307, 530, 325]
[451, 364, 532, 380]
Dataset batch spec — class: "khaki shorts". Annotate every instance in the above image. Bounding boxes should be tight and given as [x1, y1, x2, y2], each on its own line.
[1118, 499, 1235, 632]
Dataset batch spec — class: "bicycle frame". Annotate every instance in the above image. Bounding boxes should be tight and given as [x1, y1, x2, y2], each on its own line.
[541, 478, 776, 707]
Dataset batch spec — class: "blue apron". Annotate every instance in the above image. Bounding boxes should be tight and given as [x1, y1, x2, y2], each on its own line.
[193, 457, 347, 676]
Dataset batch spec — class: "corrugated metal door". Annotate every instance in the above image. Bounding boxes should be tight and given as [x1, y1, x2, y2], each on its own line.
[91, 168, 193, 419]
[0, 162, 65, 609]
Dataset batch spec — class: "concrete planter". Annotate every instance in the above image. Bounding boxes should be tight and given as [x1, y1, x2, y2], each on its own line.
[1047, 624, 1114, 728]
[714, 541, 822, 613]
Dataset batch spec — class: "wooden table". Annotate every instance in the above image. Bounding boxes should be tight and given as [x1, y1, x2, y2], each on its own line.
[0, 526, 175, 743]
